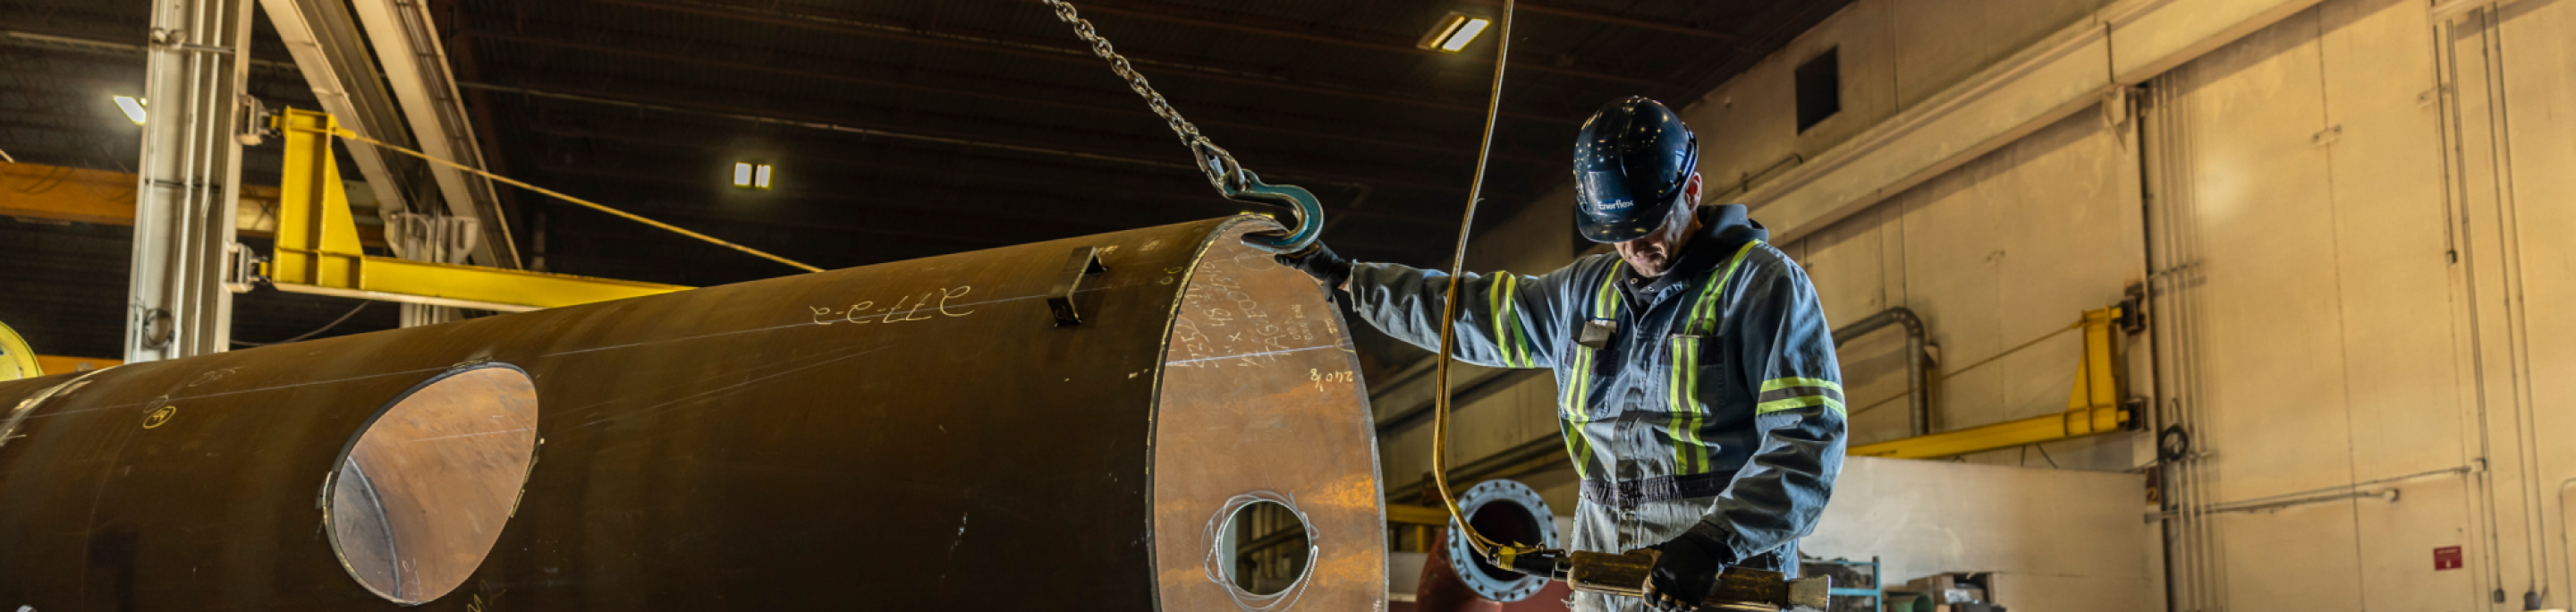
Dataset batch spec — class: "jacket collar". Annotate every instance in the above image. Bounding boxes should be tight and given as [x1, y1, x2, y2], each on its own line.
[1623, 204, 1768, 298]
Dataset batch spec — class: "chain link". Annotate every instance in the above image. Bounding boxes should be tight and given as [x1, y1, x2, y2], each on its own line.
[1038, 0, 1242, 192]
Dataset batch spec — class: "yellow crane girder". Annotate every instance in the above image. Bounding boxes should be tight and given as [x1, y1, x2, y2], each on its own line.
[266, 108, 690, 312]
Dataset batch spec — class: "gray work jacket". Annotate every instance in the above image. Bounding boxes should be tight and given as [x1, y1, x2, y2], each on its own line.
[1345, 205, 1847, 569]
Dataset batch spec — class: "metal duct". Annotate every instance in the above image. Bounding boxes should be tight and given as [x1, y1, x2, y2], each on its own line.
[1832, 307, 1928, 437]
[0, 217, 1384, 610]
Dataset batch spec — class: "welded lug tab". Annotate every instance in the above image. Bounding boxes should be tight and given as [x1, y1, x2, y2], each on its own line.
[1047, 246, 1110, 327]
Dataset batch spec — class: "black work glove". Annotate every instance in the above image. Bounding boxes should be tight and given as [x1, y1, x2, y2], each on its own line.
[1245, 233, 1351, 291]
[1641, 531, 1733, 612]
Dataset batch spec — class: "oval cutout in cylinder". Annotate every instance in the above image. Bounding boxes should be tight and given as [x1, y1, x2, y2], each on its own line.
[1220, 500, 1314, 596]
[327, 365, 538, 603]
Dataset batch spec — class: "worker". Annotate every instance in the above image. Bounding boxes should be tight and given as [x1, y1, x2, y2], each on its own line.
[1254, 97, 1847, 612]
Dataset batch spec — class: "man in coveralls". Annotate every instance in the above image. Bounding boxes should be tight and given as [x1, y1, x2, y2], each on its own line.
[1258, 96, 1847, 612]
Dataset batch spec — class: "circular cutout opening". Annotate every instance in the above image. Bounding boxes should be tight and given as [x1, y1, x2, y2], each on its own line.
[1463, 501, 1546, 582]
[327, 365, 538, 603]
[1219, 500, 1313, 595]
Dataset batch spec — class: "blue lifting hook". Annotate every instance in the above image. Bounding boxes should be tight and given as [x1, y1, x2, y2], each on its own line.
[1199, 143, 1323, 255]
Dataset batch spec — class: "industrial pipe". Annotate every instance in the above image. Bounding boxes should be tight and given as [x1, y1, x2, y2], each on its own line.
[1411, 480, 1570, 612]
[1832, 307, 1929, 437]
[0, 217, 1384, 610]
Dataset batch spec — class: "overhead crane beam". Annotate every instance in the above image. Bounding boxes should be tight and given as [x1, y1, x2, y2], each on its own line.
[266, 109, 689, 313]
[256, 0, 434, 236]
[346, 0, 521, 269]
[0, 161, 390, 247]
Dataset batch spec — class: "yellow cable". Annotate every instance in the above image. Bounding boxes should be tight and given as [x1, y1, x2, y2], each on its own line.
[309, 126, 825, 274]
[1432, 0, 1517, 560]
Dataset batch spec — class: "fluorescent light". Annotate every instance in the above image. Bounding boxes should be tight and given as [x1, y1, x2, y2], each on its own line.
[1441, 19, 1491, 52]
[114, 96, 147, 124]
[733, 162, 753, 187]
[753, 164, 772, 190]
[1418, 13, 1490, 54]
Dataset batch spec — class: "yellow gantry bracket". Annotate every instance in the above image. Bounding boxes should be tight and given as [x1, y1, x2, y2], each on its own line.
[1850, 305, 2131, 460]
[265, 109, 690, 312]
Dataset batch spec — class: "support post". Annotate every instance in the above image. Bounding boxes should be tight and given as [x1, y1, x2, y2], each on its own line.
[126, 0, 257, 362]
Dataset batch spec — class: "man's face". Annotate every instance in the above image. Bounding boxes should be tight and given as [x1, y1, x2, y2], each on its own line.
[1613, 173, 1702, 277]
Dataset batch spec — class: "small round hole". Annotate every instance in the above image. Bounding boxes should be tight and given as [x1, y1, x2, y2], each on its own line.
[1219, 500, 1312, 595]
[327, 365, 538, 603]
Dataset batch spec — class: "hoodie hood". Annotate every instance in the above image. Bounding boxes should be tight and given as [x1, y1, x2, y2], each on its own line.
[1628, 203, 1769, 297]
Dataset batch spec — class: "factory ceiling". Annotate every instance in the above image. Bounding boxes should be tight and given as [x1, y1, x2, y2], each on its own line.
[0, 0, 1845, 357]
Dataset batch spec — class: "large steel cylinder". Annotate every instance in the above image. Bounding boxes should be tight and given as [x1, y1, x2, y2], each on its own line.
[0, 217, 1385, 610]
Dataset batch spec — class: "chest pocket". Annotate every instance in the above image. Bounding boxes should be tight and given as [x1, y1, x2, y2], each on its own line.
[1663, 241, 1764, 476]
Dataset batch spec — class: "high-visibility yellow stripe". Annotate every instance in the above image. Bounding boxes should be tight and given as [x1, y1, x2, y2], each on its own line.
[1561, 261, 1623, 480]
[1661, 245, 1760, 475]
[1672, 336, 1715, 473]
[1760, 378, 1843, 392]
[1669, 338, 1690, 472]
[1594, 261, 1623, 319]
[1756, 395, 1846, 416]
[1563, 345, 1597, 479]
[1488, 273, 1521, 368]
[1505, 276, 1532, 367]
[1690, 241, 1764, 334]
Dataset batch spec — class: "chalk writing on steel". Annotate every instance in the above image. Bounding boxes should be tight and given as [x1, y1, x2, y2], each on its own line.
[1309, 369, 1354, 392]
[809, 285, 978, 326]
[1168, 272, 1330, 369]
[141, 404, 177, 429]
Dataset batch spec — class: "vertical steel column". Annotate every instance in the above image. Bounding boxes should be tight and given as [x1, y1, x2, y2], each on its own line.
[126, 0, 256, 361]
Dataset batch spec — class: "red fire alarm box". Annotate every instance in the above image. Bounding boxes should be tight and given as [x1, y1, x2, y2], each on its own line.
[2435, 546, 2464, 571]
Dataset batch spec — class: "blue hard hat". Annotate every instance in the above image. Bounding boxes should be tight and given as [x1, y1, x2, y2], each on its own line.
[1572, 96, 1699, 242]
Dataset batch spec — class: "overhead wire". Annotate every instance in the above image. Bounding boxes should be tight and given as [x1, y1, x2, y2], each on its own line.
[292, 125, 824, 274]
[1429, 0, 1519, 561]
[231, 302, 370, 347]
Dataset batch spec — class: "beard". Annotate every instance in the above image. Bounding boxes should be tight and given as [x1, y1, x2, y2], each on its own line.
[1620, 246, 1675, 277]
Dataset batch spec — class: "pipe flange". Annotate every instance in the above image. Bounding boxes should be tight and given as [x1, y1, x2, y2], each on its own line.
[1442, 480, 1559, 602]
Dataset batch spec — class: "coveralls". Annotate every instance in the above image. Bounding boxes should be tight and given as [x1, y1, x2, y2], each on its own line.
[1345, 205, 1848, 612]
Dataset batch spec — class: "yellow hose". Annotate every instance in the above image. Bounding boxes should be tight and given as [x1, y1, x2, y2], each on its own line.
[1431, 0, 1518, 560]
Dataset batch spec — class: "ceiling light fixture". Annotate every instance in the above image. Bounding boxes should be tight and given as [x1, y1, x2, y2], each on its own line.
[1418, 13, 1491, 54]
[114, 96, 147, 124]
[733, 162, 774, 191]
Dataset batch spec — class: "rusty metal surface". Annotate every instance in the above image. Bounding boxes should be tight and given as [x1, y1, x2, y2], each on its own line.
[1152, 225, 1382, 610]
[0, 216, 1381, 610]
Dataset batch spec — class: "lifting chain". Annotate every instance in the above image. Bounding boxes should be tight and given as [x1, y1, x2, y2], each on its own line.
[1037, 0, 1323, 254]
